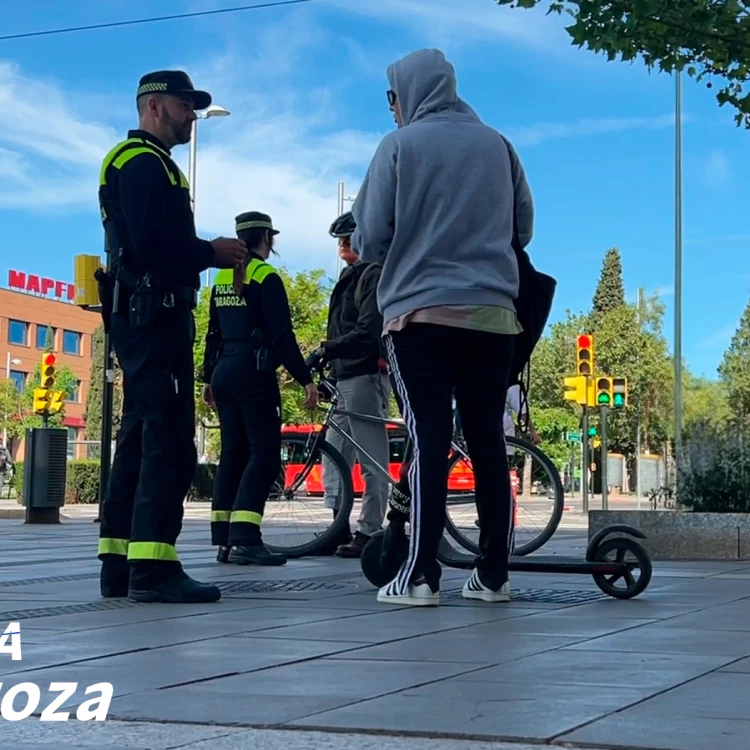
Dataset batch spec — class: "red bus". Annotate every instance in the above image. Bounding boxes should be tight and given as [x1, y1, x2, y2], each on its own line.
[280, 423, 477, 495]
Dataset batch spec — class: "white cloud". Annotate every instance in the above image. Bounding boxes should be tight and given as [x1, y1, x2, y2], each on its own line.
[0, 5, 692, 277]
[323, 0, 564, 49]
[704, 148, 730, 189]
[505, 114, 679, 147]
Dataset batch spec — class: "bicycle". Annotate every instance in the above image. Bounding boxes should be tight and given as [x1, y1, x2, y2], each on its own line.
[262, 363, 565, 558]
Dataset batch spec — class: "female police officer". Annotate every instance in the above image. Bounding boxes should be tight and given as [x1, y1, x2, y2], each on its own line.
[201, 211, 318, 565]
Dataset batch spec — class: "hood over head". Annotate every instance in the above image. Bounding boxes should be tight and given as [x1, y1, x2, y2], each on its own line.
[387, 48, 458, 126]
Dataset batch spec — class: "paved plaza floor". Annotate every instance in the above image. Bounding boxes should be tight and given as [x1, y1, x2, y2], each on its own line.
[1, 514, 749, 749]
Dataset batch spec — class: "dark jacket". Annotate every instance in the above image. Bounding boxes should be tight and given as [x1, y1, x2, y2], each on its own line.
[323, 261, 384, 380]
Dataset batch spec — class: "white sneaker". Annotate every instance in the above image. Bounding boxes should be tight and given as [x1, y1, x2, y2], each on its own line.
[377, 575, 439, 606]
[462, 569, 510, 603]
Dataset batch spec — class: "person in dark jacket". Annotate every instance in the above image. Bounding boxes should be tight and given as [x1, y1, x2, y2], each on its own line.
[201, 212, 318, 566]
[307, 212, 391, 558]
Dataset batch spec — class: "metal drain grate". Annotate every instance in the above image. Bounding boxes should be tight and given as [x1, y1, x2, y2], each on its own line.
[217, 579, 352, 594]
[0, 572, 97, 588]
[0, 555, 94, 569]
[444, 587, 607, 604]
[0, 600, 137, 621]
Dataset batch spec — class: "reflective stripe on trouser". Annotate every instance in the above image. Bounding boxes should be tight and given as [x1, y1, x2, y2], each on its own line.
[210, 510, 263, 546]
[98, 537, 129, 557]
[98, 538, 179, 562]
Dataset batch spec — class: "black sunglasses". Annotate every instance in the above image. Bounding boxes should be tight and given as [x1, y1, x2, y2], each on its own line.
[387, 89, 397, 106]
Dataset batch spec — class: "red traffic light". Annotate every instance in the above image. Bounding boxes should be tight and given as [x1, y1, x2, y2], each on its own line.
[577, 335, 591, 349]
[43, 354, 56, 366]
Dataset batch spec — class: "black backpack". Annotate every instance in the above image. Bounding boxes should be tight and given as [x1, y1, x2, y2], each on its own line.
[508, 224, 557, 433]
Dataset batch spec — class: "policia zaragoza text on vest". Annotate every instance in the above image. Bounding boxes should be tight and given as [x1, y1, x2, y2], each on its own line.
[96, 71, 248, 604]
[201, 213, 318, 566]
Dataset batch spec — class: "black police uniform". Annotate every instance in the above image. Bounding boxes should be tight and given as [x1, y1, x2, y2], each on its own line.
[201, 212, 313, 566]
[96, 71, 221, 604]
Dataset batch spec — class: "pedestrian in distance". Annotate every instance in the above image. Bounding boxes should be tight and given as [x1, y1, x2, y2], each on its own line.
[352, 48, 535, 607]
[96, 70, 248, 604]
[202, 212, 318, 566]
[307, 211, 391, 558]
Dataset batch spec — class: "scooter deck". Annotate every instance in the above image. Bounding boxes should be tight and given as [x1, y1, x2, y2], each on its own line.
[436, 539, 622, 575]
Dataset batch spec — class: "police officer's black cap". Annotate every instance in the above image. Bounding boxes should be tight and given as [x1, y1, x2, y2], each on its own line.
[235, 211, 280, 235]
[136, 70, 212, 110]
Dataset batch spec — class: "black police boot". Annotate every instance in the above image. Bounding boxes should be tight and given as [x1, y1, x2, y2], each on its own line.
[128, 568, 221, 603]
[216, 545, 231, 564]
[315, 507, 352, 556]
[228, 544, 287, 566]
[100, 558, 129, 598]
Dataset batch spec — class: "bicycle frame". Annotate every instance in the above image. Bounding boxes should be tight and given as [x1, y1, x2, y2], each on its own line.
[290, 368, 470, 495]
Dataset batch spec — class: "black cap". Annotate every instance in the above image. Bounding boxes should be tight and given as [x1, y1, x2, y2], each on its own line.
[235, 211, 279, 235]
[137, 70, 212, 110]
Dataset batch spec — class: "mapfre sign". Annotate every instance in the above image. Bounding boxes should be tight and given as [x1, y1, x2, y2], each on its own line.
[8, 270, 76, 301]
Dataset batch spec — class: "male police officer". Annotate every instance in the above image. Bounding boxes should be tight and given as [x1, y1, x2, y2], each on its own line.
[97, 70, 247, 603]
[309, 212, 391, 558]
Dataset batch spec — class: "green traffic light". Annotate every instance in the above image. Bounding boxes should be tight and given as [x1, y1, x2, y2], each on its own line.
[588, 427, 597, 436]
[597, 393, 610, 405]
[614, 394, 624, 407]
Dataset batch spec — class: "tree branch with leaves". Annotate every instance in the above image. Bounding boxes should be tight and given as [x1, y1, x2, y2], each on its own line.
[495, 0, 750, 126]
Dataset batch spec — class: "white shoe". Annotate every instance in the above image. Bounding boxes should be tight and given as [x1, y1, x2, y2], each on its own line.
[462, 569, 510, 602]
[377, 575, 440, 606]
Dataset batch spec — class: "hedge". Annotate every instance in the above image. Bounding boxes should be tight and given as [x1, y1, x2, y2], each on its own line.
[12, 459, 216, 504]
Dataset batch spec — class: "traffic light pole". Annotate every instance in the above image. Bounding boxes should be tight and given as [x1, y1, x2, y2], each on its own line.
[600, 405, 609, 511]
[581, 401, 589, 515]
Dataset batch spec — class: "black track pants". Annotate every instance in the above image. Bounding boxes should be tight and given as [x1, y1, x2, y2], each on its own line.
[384, 323, 515, 591]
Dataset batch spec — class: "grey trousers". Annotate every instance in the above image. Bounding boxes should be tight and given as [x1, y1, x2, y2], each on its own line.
[322, 372, 391, 537]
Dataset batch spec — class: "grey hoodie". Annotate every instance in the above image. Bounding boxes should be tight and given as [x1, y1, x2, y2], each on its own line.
[352, 48, 534, 325]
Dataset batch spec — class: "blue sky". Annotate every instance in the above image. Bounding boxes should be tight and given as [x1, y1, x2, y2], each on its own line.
[0, 0, 748, 379]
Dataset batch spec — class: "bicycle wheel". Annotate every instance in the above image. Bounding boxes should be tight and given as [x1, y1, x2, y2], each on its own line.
[444, 435, 565, 557]
[263, 436, 355, 558]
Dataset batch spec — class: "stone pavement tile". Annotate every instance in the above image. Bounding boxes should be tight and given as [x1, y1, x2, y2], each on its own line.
[287, 679, 646, 741]
[559, 597, 726, 621]
[656, 600, 750, 633]
[186, 656, 478, 699]
[450, 613, 656, 639]
[563, 714, 750, 750]
[4, 636, 364, 703]
[247, 605, 543, 644]
[325, 630, 583, 665]
[0, 718, 242, 750]
[565, 622, 750, 657]
[459, 650, 732, 689]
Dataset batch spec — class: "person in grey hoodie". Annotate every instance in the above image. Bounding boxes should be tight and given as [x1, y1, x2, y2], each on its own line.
[352, 48, 534, 607]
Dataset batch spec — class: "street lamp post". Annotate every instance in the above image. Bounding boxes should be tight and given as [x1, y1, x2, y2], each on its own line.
[335, 181, 357, 277]
[186, 104, 231, 288]
[674, 70, 683, 478]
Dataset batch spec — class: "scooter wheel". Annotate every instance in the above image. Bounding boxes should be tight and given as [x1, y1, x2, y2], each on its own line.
[592, 537, 652, 599]
[360, 529, 409, 588]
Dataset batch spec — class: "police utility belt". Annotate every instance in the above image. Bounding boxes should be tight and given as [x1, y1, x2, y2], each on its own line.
[95, 263, 197, 332]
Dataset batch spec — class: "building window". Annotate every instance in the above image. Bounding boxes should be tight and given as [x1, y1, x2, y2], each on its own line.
[8, 320, 28, 346]
[9, 370, 25, 391]
[66, 427, 77, 460]
[36, 325, 55, 350]
[62, 330, 81, 355]
[65, 381, 81, 403]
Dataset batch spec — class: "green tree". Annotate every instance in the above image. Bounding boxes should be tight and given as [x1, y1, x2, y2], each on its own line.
[84, 324, 123, 442]
[592, 294, 673, 453]
[0, 378, 25, 440]
[494, 0, 750, 127]
[718, 297, 750, 420]
[683, 370, 731, 436]
[590, 247, 625, 329]
[21, 364, 79, 430]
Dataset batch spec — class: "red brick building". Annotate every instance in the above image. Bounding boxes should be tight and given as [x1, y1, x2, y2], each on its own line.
[1, 268, 100, 461]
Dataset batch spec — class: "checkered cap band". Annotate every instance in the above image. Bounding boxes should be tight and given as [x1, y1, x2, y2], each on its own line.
[236, 220, 273, 231]
[137, 82, 169, 96]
